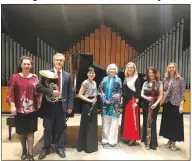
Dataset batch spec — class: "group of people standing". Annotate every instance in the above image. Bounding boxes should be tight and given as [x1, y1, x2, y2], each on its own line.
[6, 53, 185, 161]
[7, 53, 73, 161]
[77, 61, 185, 153]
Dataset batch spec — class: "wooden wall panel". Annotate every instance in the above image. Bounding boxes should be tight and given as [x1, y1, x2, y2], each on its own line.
[72, 45, 76, 53]
[95, 29, 100, 64]
[129, 47, 133, 62]
[69, 48, 72, 54]
[85, 36, 90, 53]
[125, 43, 129, 64]
[116, 35, 121, 68]
[132, 48, 136, 60]
[105, 27, 111, 67]
[1, 87, 10, 112]
[66, 51, 69, 59]
[80, 40, 85, 53]
[76, 42, 81, 53]
[90, 33, 95, 55]
[63, 24, 139, 68]
[120, 40, 125, 67]
[111, 32, 117, 64]
[100, 25, 106, 68]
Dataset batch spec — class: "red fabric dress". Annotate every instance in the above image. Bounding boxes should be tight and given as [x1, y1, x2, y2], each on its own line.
[7, 73, 40, 114]
[123, 98, 140, 140]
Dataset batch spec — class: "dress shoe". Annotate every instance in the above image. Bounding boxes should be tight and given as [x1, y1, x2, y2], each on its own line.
[171, 142, 177, 151]
[101, 142, 109, 146]
[21, 150, 28, 160]
[109, 144, 117, 147]
[128, 140, 136, 146]
[164, 140, 172, 148]
[56, 149, 66, 158]
[28, 154, 34, 161]
[38, 149, 50, 160]
[77, 148, 83, 152]
[146, 146, 150, 150]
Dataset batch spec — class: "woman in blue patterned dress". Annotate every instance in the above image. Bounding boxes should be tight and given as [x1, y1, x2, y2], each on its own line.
[98, 64, 122, 147]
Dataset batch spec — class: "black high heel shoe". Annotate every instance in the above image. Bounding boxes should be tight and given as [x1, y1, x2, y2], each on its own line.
[21, 150, 28, 160]
[28, 154, 34, 161]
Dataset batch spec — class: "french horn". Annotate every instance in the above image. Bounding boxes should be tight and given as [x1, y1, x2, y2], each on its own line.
[39, 70, 62, 102]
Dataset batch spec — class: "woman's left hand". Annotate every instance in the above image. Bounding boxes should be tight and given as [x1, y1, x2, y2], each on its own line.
[151, 103, 157, 109]
[179, 105, 183, 114]
[132, 103, 137, 109]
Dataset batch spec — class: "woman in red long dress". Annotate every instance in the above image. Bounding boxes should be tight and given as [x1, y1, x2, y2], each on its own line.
[7, 56, 41, 161]
[121, 62, 140, 146]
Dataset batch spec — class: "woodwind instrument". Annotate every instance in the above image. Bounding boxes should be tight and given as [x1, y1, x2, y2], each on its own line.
[145, 80, 156, 148]
[88, 92, 101, 116]
[132, 96, 137, 131]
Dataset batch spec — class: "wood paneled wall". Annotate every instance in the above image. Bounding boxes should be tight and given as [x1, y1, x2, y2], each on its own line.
[1, 87, 190, 113]
[63, 24, 138, 69]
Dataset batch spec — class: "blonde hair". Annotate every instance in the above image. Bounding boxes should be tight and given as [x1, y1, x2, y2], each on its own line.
[165, 62, 180, 79]
[106, 64, 118, 75]
[53, 53, 65, 61]
[125, 62, 137, 78]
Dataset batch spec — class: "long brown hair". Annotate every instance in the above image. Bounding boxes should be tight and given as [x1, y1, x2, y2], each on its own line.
[17, 56, 33, 73]
[145, 67, 160, 82]
[145, 67, 160, 96]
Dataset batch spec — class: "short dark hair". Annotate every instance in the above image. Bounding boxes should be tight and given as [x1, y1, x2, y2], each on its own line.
[87, 67, 95, 73]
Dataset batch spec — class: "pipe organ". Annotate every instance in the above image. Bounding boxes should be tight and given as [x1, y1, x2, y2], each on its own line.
[1, 18, 190, 113]
[131, 18, 190, 90]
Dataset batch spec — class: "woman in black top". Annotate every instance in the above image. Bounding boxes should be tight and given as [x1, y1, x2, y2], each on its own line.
[120, 62, 140, 146]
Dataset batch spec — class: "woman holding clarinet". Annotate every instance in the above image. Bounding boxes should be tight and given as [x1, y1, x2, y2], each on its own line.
[77, 67, 98, 153]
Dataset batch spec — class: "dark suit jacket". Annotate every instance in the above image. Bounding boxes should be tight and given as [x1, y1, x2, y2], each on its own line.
[36, 69, 74, 117]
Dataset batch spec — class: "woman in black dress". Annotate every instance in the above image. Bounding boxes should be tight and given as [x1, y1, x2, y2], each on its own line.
[77, 67, 98, 153]
[141, 67, 163, 150]
[159, 62, 185, 151]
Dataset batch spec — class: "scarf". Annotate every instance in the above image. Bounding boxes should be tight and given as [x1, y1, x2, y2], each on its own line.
[126, 73, 138, 92]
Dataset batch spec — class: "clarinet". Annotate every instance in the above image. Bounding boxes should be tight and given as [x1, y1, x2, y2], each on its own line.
[88, 93, 101, 116]
[88, 98, 96, 116]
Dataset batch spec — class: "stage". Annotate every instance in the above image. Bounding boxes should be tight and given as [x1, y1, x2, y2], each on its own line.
[2, 114, 190, 160]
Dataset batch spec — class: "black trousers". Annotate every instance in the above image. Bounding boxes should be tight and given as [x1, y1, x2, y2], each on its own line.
[42, 103, 66, 150]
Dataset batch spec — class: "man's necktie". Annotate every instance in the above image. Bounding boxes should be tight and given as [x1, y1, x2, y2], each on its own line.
[57, 71, 61, 92]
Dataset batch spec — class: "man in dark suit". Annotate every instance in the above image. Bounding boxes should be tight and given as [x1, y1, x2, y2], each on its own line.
[36, 53, 73, 159]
